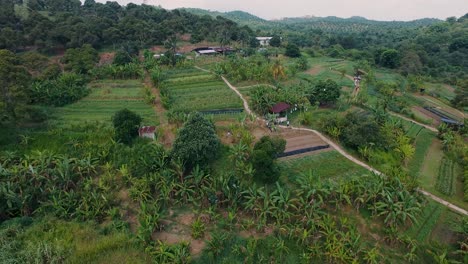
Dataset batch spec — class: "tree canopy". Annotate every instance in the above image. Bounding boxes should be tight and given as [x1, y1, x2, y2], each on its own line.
[0, 49, 31, 122]
[112, 108, 143, 145]
[171, 112, 220, 171]
[309, 79, 341, 105]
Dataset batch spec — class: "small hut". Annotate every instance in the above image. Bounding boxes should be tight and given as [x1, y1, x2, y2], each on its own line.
[270, 102, 290, 123]
[138, 126, 156, 140]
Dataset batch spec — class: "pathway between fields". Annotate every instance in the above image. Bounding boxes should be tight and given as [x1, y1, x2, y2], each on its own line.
[213, 68, 467, 216]
[144, 74, 175, 147]
[389, 112, 438, 133]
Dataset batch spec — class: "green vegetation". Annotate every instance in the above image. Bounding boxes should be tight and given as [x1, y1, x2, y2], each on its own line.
[279, 151, 370, 180]
[0, 1, 467, 263]
[171, 112, 220, 170]
[407, 129, 435, 178]
[162, 69, 242, 115]
[52, 80, 156, 126]
[436, 157, 456, 196]
[112, 109, 143, 145]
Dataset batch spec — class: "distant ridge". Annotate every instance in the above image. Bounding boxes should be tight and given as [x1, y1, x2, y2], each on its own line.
[181, 8, 442, 33]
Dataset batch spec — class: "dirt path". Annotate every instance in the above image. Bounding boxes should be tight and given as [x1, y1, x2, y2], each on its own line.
[389, 112, 438, 133]
[144, 74, 174, 147]
[214, 69, 467, 216]
[419, 189, 468, 215]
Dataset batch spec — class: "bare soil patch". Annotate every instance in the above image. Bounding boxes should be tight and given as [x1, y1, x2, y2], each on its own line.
[153, 211, 207, 255]
[117, 189, 139, 233]
[306, 65, 323, 75]
[280, 129, 329, 152]
[99, 52, 115, 65]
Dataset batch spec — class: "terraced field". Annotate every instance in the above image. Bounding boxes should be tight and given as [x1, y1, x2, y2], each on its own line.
[53, 79, 157, 126]
[163, 68, 243, 113]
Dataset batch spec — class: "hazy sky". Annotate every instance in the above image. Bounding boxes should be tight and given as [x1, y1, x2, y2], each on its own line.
[94, 0, 468, 21]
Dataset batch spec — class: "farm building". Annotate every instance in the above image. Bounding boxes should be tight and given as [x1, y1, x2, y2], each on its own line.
[256, 37, 273, 46]
[192, 47, 235, 56]
[270, 102, 290, 123]
[138, 126, 156, 140]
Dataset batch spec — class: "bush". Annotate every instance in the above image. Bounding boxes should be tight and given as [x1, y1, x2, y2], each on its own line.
[112, 109, 142, 145]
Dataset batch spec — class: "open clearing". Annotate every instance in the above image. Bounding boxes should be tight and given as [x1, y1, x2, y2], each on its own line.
[53, 79, 157, 126]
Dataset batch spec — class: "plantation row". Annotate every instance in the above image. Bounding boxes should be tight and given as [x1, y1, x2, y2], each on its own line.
[54, 80, 157, 126]
[436, 157, 456, 196]
[407, 129, 435, 178]
[161, 68, 242, 113]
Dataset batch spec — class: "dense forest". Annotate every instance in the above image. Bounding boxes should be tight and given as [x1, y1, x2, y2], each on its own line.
[0, 1, 467, 263]
[0, 0, 255, 52]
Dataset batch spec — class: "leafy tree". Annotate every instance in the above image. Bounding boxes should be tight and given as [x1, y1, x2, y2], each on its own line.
[113, 50, 133, 66]
[399, 51, 422, 76]
[171, 112, 220, 171]
[62, 44, 99, 74]
[285, 43, 301, 58]
[0, 49, 31, 122]
[340, 112, 381, 150]
[251, 136, 285, 183]
[309, 79, 341, 105]
[269, 35, 281, 47]
[379, 49, 400, 69]
[112, 109, 142, 145]
[452, 79, 468, 108]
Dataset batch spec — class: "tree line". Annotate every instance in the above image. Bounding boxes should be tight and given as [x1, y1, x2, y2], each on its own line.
[1, 0, 255, 53]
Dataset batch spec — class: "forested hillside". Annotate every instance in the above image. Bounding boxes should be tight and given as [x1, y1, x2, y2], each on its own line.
[183, 8, 468, 83]
[1, 0, 254, 52]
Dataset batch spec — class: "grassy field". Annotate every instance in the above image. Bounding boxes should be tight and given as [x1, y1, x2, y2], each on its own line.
[279, 151, 370, 182]
[52, 79, 157, 126]
[163, 68, 242, 112]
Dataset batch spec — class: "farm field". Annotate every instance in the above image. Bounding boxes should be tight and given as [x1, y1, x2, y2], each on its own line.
[279, 150, 370, 182]
[407, 129, 436, 177]
[163, 68, 243, 113]
[52, 79, 157, 126]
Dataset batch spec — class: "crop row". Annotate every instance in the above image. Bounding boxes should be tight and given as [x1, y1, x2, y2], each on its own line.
[164, 68, 206, 77]
[436, 157, 455, 196]
[407, 129, 435, 178]
[162, 68, 242, 113]
[406, 124, 423, 138]
[406, 202, 442, 242]
[163, 74, 215, 84]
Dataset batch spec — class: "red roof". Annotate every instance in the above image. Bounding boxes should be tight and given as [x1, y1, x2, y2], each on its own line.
[139, 126, 156, 134]
[270, 102, 290, 113]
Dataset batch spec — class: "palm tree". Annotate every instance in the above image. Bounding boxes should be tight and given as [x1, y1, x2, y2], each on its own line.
[272, 60, 286, 81]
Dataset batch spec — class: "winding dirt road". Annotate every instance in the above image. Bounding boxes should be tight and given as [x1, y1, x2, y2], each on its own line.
[213, 68, 467, 216]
